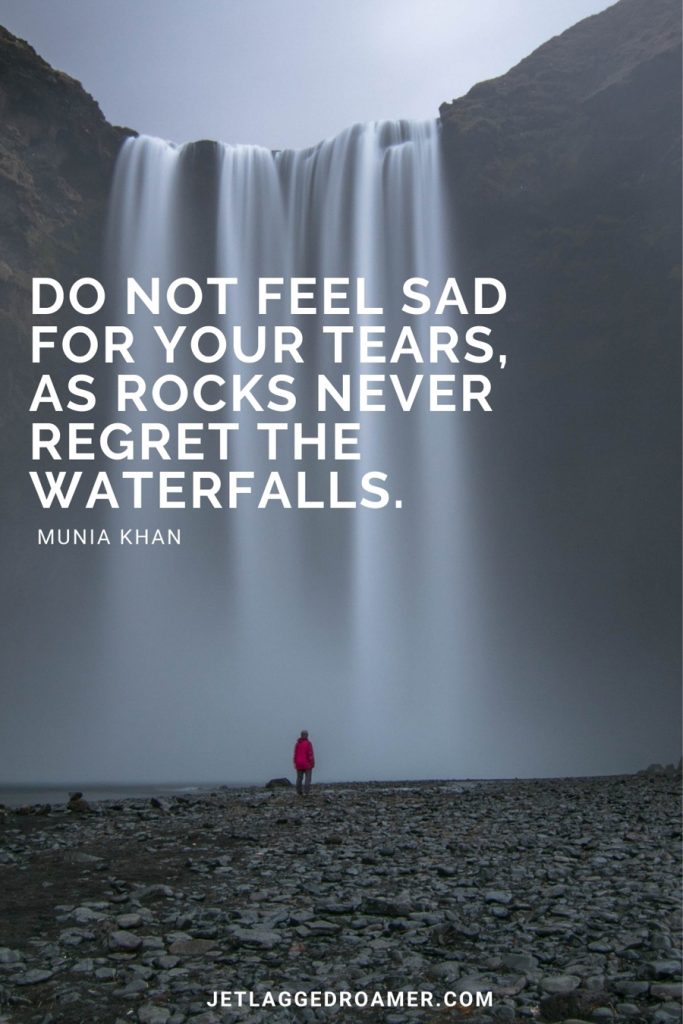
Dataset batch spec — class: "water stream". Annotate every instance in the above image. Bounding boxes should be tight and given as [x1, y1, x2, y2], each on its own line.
[103, 122, 481, 780]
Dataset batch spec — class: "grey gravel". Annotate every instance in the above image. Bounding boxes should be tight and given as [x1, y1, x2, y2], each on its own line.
[0, 773, 680, 1023]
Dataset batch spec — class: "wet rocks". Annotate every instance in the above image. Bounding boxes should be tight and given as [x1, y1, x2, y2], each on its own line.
[67, 792, 93, 814]
[540, 974, 581, 993]
[0, 949, 22, 965]
[109, 930, 143, 952]
[647, 960, 682, 979]
[265, 778, 292, 789]
[484, 890, 513, 905]
[138, 1006, 171, 1024]
[167, 939, 217, 956]
[14, 968, 54, 986]
[0, 774, 679, 1023]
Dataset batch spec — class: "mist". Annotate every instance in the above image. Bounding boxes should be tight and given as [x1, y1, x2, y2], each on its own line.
[1, 0, 680, 787]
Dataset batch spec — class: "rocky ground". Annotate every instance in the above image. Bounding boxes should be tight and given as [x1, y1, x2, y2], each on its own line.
[0, 774, 680, 1024]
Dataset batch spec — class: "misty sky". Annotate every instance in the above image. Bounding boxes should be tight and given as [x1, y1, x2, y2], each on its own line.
[0, 0, 614, 148]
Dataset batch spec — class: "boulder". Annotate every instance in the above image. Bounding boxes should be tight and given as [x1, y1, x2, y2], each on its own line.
[265, 777, 292, 789]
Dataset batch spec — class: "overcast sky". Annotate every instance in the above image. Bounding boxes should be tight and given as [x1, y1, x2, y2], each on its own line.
[0, 0, 614, 148]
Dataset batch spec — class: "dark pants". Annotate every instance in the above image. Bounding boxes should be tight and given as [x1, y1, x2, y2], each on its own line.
[296, 769, 312, 795]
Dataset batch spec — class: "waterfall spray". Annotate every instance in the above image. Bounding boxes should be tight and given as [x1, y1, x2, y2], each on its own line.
[104, 121, 479, 780]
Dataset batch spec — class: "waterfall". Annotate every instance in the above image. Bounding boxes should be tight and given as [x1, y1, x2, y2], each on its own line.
[104, 121, 480, 781]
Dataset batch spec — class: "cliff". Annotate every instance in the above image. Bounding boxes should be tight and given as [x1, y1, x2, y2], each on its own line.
[0, 26, 131, 497]
[436, 0, 681, 668]
[439, 0, 681, 313]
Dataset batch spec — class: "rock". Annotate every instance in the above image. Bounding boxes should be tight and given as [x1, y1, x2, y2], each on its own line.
[611, 980, 650, 997]
[155, 955, 180, 969]
[15, 968, 55, 985]
[434, 920, 480, 942]
[114, 978, 148, 997]
[65, 851, 102, 865]
[540, 975, 581, 994]
[71, 959, 95, 974]
[265, 778, 292, 789]
[314, 901, 357, 915]
[70, 905, 107, 924]
[94, 967, 117, 980]
[228, 927, 282, 949]
[137, 884, 174, 900]
[651, 983, 683, 1000]
[116, 913, 143, 929]
[16, 803, 51, 816]
[0, 948, 22, 964]
[494, 975, 528, 997]
[138, 1007, 171, 1024]
[109, 930, 143, 952]
[540, 990, 607, 1022]
[0, 24, 131, 519]
[150, 797, 170, 810]
[68, 795, 93, 814]
[502, 953, 538, 972]
[59, 928, 93, 946]
[168, 939, 218, 956]
[304, 920, 341, 935]
[647, 961, 682, 979]
[484, 890, 513, 905]
[360, 897, 415, 917]
[455, 973, 497, 994]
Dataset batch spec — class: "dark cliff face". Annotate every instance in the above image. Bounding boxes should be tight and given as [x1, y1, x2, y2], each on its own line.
[439, 0, 681, 307]
[439, 0, 681, 691]
[440, 0, 680, 213]
[0, 26, 131, 512]
[0, 26, 130, 280]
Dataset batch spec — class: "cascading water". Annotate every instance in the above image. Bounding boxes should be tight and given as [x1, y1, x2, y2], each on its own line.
[104, 121, 482, 781]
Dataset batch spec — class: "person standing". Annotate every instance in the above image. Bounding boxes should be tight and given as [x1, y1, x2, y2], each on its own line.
[293, 730, 315, 796]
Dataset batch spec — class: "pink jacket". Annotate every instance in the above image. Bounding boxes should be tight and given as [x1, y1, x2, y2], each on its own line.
[293, 737, 315, 770]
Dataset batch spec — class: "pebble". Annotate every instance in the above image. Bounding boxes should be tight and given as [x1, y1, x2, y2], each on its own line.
[138, 1006, 171, 1024]
[15, 968, 55, 985]
[651, 982, 683, 999]
[0, 948, 22, 964]
[95, 966, 117, 980]
[648, 960, 682, 978]
[116, 913, 143, 929]
[168, 939, 217, 956]
[109, 930, 143, 951]
[70, 905, 107, 924]
[502, 953, 538, 972]
[229, 926, 282, 948]
[485, 890, 513, 905]
[113, 977, 148, 997]
[540, 974, 581, 993]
